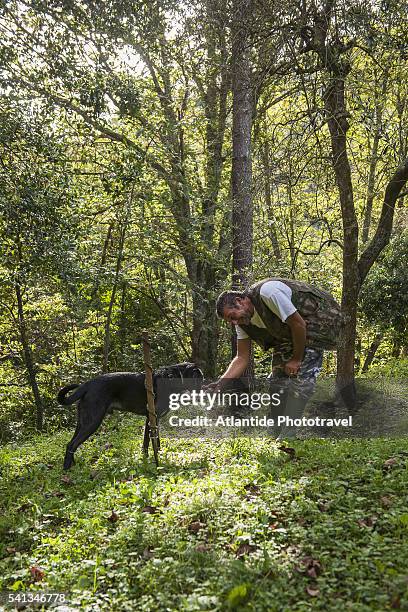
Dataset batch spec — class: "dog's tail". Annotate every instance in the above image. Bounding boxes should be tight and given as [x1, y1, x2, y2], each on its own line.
[57, 383, 88, 405]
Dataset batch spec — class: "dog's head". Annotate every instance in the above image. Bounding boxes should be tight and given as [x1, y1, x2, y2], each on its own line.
[155, 362, 204, 381]
[153, 363, 203, 417]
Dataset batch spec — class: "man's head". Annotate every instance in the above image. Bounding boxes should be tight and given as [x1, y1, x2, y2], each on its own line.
[216, 290, 254, 326]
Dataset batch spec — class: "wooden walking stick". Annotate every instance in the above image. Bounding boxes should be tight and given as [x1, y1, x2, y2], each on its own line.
[142, 331, 159, 466]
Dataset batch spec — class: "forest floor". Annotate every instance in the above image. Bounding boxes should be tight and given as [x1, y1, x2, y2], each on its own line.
[1, 402, 408, 611]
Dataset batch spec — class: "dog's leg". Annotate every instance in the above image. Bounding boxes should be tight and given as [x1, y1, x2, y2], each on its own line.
[63, 402, 107, 469]
[63, 405, 83, 469]
[142, 417, 150, 455]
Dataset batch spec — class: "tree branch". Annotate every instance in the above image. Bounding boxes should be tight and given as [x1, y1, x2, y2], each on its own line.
[11, 75, 140, 148]
[358, 156, 408, 284]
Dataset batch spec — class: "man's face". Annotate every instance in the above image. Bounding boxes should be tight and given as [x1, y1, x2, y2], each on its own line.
[222, 297, 254, 326]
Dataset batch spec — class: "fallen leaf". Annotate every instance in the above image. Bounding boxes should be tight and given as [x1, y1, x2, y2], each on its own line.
[286, 545, 301, 556]
[299, 557, 322, 577]
[30, 566, 45, 582]
[142, 547, 154, 560]
[6, 547, 16, 554]
[357, 516, 377, 528]
[381, 496, 393, 508]
[306, 586, 320, 597]
[269, 522, 279, 530]
[17, 503, 31, 512]
[107, 510, 119, 522]
[383, 457, 398, 470]
[236, 543, 258, 557]
[244, 483, 261, 496]
[278, 446, 296, 458]
[142, 505, 159, 514]
[61, 475, 72, 484]
[195, 543, 211, 553]
[188, 521, 206, 533]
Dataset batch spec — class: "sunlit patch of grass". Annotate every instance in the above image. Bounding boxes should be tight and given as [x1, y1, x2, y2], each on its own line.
[1, 418, 408, 610]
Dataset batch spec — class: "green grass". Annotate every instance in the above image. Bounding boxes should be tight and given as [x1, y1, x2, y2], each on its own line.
[1, 417, 408, 611]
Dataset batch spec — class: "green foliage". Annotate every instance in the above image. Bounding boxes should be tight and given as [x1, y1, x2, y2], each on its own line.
[1, 428, 408, 610]
[359, 232, 408, 340]
[363, 357, 408, 381]
[0, 0, 406, 434]
[0, 102, 80, 282]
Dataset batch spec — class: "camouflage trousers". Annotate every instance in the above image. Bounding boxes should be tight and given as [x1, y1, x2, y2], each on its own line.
[269, 345, 324, 402]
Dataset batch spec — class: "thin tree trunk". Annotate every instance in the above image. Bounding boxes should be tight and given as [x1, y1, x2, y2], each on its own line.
[71, 320, 77, 363]
[102, 197, 132, 372]
[362, 130, 380, 244]
[15, 283, 44, 430]
[118, 282, 127, 360]
[262, 139, 281, 260]
[392, 341, 401, 358]
[361, 333, 383, 373]
[358, 156, 408, 283]
[91, 221, 114, 302]
[362, 70, 388, 243]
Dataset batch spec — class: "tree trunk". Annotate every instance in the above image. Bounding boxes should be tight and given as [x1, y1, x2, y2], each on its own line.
[392, 341, 401, 358]
[302, 4, 407, 409]
[191, 286, 219, 377]
[231, 0, 253, 289]
[189, 0, 230, 376]
[358, 157, 408, 283]
[118, 282, 127, 364]
[361, 333, 383, 372]
[15, 283, 44, 430]
[324, 74, 359, 409]
[230, 0, 254, 372]
[91, 221, 114, 303]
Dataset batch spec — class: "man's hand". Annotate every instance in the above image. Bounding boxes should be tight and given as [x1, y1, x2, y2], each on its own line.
[284, 359, 302, 376]
[202, 380, 220, 392]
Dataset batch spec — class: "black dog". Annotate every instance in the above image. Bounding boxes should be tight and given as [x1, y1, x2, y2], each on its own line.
[58, 363, 203, 470]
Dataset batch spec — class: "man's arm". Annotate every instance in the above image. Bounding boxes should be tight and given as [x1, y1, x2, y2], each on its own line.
[213, 338, 251, 390]
[285, 311, 306, 375]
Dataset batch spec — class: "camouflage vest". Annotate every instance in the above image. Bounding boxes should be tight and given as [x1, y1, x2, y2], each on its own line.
[240, 278, 343, 351]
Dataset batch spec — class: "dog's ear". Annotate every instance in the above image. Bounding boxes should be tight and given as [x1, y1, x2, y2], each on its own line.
[159, 363, 204, 380]
[182, 363, 204, 380]
[166, 365, 183, 379]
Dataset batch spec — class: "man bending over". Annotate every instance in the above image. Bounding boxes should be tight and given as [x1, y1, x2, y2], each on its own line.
[214, 278, 343, 439]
